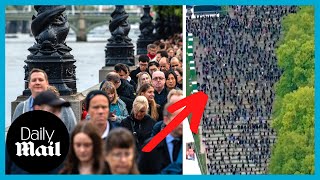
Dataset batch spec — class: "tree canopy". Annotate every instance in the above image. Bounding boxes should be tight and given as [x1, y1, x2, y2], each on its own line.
[269, 6, 314, 174]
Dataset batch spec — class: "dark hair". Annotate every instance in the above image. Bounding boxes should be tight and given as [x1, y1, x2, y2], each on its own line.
[138, 54, 150, 63]
[85, 90, 109, 111]
[175, 67, 183, 77]
[159, 42, 166, 49]
[125, 64, 131, 73]
[165, 70, 178, 89]
[105, 128, 140, 174]
[28, 68, 48, 81]
[60, 121, 104, 174]
[114, 63, 128, 74]
[157, 50, 168, 58]
[148, 61, 160, 68]
[106, 72, 120, 82]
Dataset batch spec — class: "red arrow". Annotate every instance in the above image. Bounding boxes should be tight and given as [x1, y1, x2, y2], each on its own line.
[142, 91, 208, 152]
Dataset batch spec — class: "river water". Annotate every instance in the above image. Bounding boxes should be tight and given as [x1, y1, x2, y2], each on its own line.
[5, 25, 140, 128]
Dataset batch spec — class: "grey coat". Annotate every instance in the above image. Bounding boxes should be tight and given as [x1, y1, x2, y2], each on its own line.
[12, 96, 77, 134]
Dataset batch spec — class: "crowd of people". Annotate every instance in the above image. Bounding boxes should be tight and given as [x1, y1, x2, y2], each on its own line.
[7, 34, 184, 174]
[187, 6, 297, 174]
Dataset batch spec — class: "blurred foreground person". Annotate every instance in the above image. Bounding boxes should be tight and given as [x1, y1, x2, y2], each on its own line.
[104, 128, 139, 174]
[60, 121, 105, 174]
[139, 102, 183, 174]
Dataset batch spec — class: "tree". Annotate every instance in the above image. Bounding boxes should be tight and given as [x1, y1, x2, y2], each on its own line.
[270, 6, 314, 174]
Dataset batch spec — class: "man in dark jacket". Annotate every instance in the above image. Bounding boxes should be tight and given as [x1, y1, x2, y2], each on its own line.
[105, 72, 136, 113]
[114, 63, 137, 90]
[85, 90, 116, 140]
[130, 54, 150, 84]
[138, 102, 183, 174]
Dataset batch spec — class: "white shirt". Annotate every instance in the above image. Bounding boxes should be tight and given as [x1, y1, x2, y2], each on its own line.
[101, 120, 110, 139]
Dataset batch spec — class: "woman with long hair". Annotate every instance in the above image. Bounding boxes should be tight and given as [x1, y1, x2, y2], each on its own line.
[137, 83, 161, 121]
[60, 121, 105, 174]
[174, 67, 183, 90]
[136, 72, 152, 92]
[104, 128, 140, 174]
[101, 81, 128, 125]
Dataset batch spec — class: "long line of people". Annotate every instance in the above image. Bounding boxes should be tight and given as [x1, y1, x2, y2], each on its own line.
[7, 34, 184, 174]
[187, 6, 297, 174]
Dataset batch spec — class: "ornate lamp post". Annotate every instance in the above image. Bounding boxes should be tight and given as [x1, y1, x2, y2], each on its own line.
[154, 6, 165, 41]
[24, 5, 77, 96]
[136, 5, 155, 55]
[105, 5, 134, 66]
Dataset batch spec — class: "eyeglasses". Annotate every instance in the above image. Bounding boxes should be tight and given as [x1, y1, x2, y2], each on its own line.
[139, 62, 148, 67]
[152, 77, 165, 81]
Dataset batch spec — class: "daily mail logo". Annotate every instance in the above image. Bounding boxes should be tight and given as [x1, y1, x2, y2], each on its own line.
[15, 127, 61, 157]
[6, 111, 69, 173]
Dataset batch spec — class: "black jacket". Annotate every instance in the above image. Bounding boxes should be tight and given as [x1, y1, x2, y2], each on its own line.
[129, 67, 142, 84]
[129, 67, 149, 85]
[120, 114, 156, 154]
[138, 138, 172, 174]
[117, 79, 136, 113]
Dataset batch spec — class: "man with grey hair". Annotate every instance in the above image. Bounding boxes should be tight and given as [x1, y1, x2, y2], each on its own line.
[102, 72, 135, 113]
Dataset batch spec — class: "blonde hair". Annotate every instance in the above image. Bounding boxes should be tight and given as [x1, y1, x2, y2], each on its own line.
[47, 85, 60, 96]
[136, 72, 151, 92]
[101, 81, 119, 104]
[167, 89, 183, 102]
[132, 96, 149, 114]
[137, 84, 159, 121]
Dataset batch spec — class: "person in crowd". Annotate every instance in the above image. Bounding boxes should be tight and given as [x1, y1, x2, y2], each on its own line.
[12, 68, 76, 132]
[148, 61, 160, 76]
[165, 70, 179, 91]
[136, 72, 151, 92]
[139, 102, 183, 174]
[6, 89, 73, 174]
[186, 5, 297, 174]
[156, 50, 169, 60]
[100, 81, 128, 125]
[167, 48, 175, 59]
[170, 57, 182, 70]
[114, 63, 136, 90]
[151, 71, 168, 108]
[159, 42, 166, 50]
[85, 90, 115, 140]
[159, 57, 170, 73]
[120, 96, 156, 154]
[130, 54, 150, 84]
[60, 121, 105, 174]
[33, 90, 74, 133]
[137, 83, 160, 121]
[12, 68, 48, 121]
[186, 146, 195, 160]
[105, 72, 135, 113]
[47, 85, 78, 127]
[104, 127, 140, 174]
[151, 89, 183, 136]
[147, 44, 158, 61]
[174, 67, 183, 90]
